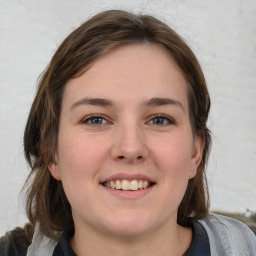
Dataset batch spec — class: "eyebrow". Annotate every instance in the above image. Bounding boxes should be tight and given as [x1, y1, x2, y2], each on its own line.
[70, 97, 184, 112]
[144, 97, 185, 112]
[70, 98, 113, 110]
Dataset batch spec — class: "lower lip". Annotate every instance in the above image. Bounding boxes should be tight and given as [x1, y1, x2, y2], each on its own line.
[101, 185, 155, 200]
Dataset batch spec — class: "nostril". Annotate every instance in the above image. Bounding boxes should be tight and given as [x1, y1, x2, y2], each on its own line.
[117, 155, 143, 160]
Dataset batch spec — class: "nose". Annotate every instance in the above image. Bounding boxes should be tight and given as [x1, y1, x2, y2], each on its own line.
[110, 122, 148, 163]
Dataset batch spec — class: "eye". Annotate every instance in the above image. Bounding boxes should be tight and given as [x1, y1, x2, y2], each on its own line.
[148, 114, 175, 125]
[81, 115, 108, 125]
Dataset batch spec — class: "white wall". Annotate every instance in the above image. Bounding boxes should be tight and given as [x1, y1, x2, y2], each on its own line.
[0, 0, 255, 235]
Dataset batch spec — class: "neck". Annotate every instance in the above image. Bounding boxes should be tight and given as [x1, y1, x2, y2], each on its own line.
[70, 218, 192, 256]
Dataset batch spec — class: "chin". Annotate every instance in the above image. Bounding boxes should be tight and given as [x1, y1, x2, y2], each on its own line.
[101, 214, 156, 238]
[107, 225, 151, 238]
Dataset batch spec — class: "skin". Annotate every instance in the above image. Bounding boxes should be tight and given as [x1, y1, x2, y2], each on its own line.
[49, 43, 204, 256]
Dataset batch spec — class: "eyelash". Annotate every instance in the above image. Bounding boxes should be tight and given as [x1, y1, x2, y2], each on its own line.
[148, 114, 176, 126]
[81, 114, 109, 125]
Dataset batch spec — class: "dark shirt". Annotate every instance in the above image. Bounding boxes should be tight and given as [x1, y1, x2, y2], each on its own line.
[184, 220, 210, 255]
[53, 228, 76, 256]
[0, 220, 210, 256]
[0, 228, 31, 256]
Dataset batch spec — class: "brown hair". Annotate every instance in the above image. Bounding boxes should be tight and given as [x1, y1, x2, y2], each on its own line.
[23, 9, 211, 240]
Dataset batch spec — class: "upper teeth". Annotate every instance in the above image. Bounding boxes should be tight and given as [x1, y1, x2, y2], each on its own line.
[104, 180, 150, 191]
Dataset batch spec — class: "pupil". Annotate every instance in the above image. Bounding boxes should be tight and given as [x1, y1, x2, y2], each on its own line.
[91, 118, 102, 124]
[153, 118, 164, 125]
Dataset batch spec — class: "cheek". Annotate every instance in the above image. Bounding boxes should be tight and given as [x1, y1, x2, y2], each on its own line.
[56, 132, 111, 189]
[56, 136, 98, 210]
[152, 134, 193, 175]
[58, 131, 105, 166]
[148, 135, 193, 220]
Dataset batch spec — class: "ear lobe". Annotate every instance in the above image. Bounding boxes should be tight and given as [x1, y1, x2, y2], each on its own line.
[48, 160, 61, 181]
[189, 134, 205, 179]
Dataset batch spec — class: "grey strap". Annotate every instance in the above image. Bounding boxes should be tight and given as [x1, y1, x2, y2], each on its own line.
[199, 213, 256, 256]
[26, 223, 57, 256]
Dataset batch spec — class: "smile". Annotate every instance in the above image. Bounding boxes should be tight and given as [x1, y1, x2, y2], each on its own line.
[102, 179, 154, 191]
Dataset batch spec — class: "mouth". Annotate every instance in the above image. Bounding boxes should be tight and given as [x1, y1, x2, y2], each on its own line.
[101, 179, 156, 191]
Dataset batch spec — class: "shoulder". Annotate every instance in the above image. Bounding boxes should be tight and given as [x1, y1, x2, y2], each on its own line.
[199, 213, 256, 256]
[0, 227, 31, 256]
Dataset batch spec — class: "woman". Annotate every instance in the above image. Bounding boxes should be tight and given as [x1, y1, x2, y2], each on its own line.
[0, 9, 255, 256]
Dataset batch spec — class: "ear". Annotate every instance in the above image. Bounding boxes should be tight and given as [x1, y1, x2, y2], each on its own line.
[48, 156, 61, 181]
[189, 134, 205, 179]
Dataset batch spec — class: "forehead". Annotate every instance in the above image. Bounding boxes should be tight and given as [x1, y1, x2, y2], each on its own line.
[63, 43, 189, 111]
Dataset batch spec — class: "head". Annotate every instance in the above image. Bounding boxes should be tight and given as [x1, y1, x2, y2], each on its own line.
[24, 10, 211, 240]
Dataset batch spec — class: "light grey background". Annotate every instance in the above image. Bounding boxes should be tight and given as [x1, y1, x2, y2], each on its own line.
[0, 0, 256, 235]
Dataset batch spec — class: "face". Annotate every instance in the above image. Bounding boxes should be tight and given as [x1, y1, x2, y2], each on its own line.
[49, 43, 203, 239]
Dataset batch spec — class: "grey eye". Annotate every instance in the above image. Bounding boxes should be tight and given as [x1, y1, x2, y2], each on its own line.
[82, 115, 108, 125]
[152, 117, 167, 125]
[90, 117, 104, 124]
[149, 115, 174, 125]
